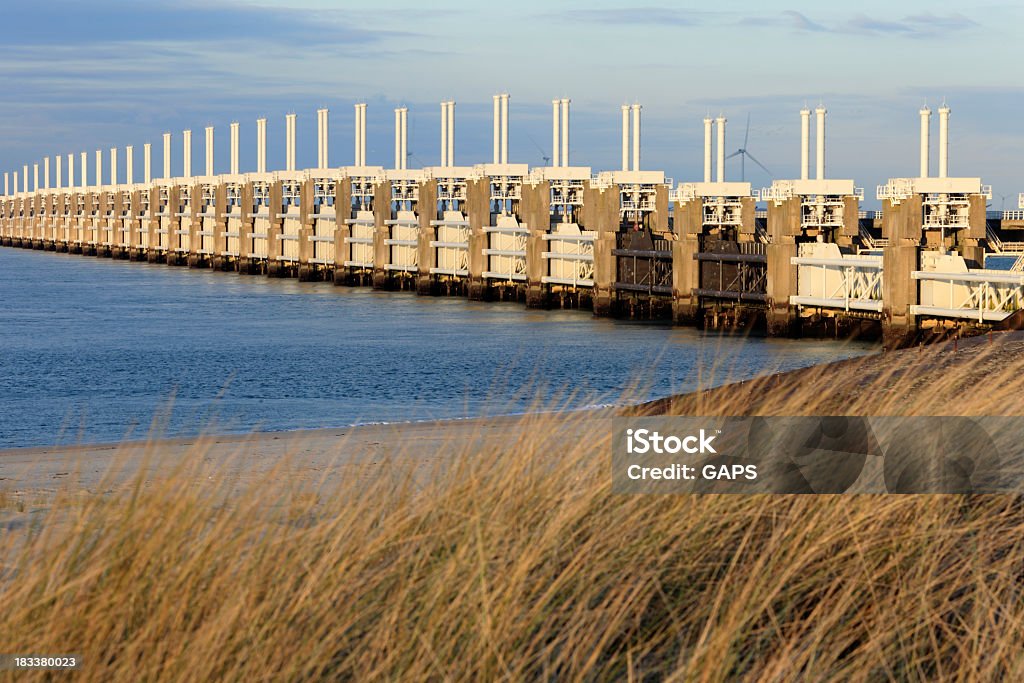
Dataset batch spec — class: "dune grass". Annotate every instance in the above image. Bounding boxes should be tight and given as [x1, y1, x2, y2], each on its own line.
[3, 335, 1024, 680]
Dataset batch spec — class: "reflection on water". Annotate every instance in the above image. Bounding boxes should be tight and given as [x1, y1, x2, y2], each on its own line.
[0, 249, 874, 448]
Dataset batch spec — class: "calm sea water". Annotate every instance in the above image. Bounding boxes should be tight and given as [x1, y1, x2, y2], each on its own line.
[0, 248, 874, 448]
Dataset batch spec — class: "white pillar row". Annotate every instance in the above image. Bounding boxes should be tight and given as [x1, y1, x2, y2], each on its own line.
[44, 157, 50, 190]
[182, 130, 192, 179]
[703, 117, 713, 183]
[56, 156, 62, 189]
[551, 100, 560, 168]
[126, 146, 133, 185]
[560, 98, 569, 167]
[919, 107, 930, 179]
[163, 133, 172, 179]
[800, 109, 810, 181]
[716, 117, 726, 183]
[939, 105, 950, 178]
[205, 126, 214, 177]
[81, 152, 88, 188]
[33, 163, 39, 192]
[256, 118, 267, 174]
[230, 122, 239, 175]
[144, 143, 152, 184]
[68, 154, 75, 188]
[621, 105, 629, 172]
[815, 106, 826, 180]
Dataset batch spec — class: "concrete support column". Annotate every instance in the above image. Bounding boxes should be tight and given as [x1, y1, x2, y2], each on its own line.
[371, 180, 391, 289]
[766, 240, 798, 337]
[882, 243, 920, 349]
[145, 186, 159, 262]
[126, 190, 140, 258]
[111, 191, 125, 257]
[237, 182, 255, 273]
[590, 185, 620, 316]
[298, 179, 316, 281]
[767, 196, 801, 243]
[266, 181, 284, 276]
[839, 195, 860, 247]
[187, 183, 203, 267]
[163, 186, 180, 265]
[522, 180, 551, 308]
[333, 178, 353, 285]
[466, 177, 491, 300]
[416, 178, 438, 295]
[671, 198, 703, 325]
[212, 183, 229, 270]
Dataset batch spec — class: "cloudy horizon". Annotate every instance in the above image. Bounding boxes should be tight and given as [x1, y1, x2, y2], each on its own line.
[2, 0, 1022, 208]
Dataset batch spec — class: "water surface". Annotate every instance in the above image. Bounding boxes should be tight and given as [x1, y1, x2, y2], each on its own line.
[0, 248, 874, 448]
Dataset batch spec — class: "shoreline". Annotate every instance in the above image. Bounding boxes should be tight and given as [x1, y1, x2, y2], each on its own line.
[4, 330, 1020, 497]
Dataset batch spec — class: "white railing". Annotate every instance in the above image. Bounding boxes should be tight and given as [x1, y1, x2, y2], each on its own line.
[790, 242, 883, 312]
[913, 252, 1024, 322]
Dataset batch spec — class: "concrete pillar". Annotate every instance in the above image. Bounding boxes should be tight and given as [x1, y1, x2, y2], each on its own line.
[522, 180, 551, 308]
[739, 196, 756, 237]
[766, 240, 798, 337]
[882, 244, 920, 349]
[652, 184, 669, 233]
[466, 177, 491, 300]
[767, 196, 801, 243]
[187, 182, 203, 267]
[266, 180, 284, 275]
[163, 185, 180, 264]
[333, 177, 353, 285]
[839, 195, 860, 246]
[145, 185, 159, 262]
[126, 189, 141, 257]
[371, 179, 391, 289]
[671, 197, 703, 325]
[212, 183, 229, 270]
[587, 184, 620, 316]
[297, 179, 315, 280]
[416, 178, 438, 294]
[237, 181, 255, 272]
[882, 195, 923, 243]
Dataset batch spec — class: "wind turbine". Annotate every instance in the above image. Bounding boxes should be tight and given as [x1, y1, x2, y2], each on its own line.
[726, 113, 772, 181]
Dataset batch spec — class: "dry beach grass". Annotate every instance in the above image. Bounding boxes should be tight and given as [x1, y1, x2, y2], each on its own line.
[3, 334, 1024, 680]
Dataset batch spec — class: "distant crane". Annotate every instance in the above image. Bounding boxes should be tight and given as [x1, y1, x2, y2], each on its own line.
[726, 113, 772, 182]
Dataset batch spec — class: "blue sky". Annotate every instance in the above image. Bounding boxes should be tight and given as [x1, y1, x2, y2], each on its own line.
[3, 0, 1023, 207]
